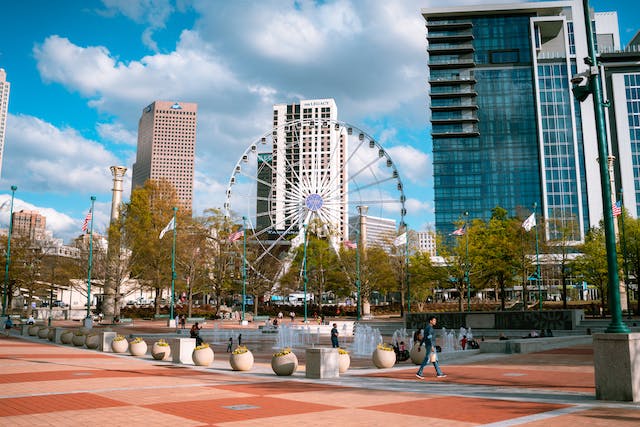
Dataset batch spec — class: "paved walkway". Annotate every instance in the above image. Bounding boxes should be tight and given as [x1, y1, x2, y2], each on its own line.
[1, 320, 639, 426]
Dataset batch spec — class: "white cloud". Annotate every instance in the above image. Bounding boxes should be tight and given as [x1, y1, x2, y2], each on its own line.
[97, 122, 138, 146]
[3, 114, 121, 194]
[386, 145, 431, 184]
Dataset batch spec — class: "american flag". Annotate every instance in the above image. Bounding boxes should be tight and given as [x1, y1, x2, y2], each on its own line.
[81, 211, 92, 233]
[613, 200, 622, 217]
[229, 229, 244, 242]
[343, 240, 357, 249]
[451, 224, 466, 236]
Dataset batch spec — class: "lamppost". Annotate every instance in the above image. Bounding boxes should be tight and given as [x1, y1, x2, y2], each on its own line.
[533, 203, 541, 312]
[85, 196, 96, 322]
[302, 223, 309, 323]
[2, 185, 17, 317]
[464, 212, 470, 312]
[355, 228, 361, 321]
[241, 216, 247, 322]
[571, 0, 629, 333]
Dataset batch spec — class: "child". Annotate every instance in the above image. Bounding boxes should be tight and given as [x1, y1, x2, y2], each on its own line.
[227, 337, 233, 352]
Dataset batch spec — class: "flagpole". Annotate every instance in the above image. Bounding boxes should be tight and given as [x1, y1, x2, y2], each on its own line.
[532, 203, 541, 312]
[170, 207, 177, 322]
[619, 190, 631, 318]
[405, 225, 410, 315]
[86, 196, 96, 321]
[2, 185, 17, 317]
[242, 216, 247, 323]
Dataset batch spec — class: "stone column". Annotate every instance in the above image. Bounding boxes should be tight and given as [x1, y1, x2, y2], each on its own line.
[357, 206, 370, 316]
[103, 166, 127, 323]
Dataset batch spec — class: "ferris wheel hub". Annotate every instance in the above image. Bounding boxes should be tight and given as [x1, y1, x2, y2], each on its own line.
[305, 193, 324, 212]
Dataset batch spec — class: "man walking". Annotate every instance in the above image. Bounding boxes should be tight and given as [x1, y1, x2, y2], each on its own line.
[331, 323, 340, 348]
[416, 315, 446, 379]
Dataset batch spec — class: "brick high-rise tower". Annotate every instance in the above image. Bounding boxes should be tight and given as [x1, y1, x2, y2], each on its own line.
[131, 101, 197, 211]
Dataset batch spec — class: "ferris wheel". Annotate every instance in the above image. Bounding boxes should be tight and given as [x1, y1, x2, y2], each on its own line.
[224, 118, 407, 283]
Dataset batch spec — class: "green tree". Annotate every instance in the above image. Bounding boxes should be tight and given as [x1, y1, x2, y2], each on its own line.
[122, 179, 184, 315]
[473, 207, 521, 310]
[571, 226, 609, 315]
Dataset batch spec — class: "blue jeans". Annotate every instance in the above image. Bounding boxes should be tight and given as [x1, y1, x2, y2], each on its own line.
[416, 346, 443, 376]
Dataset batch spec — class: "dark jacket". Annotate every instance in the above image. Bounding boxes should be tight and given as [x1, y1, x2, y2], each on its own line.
[420, 324, 435, 348]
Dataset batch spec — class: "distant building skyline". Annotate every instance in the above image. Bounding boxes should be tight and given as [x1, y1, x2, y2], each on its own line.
[0, 68, 10, 178]
[131, 100, 197, 211]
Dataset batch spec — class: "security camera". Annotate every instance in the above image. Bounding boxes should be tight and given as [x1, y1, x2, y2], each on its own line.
[571, 71, 592, 102]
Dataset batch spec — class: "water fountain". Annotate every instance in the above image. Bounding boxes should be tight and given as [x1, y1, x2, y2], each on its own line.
[274, 323, 320, 349]
[350, 323, 382, 356]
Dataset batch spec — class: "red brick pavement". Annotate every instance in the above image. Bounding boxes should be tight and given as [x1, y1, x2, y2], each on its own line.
[1, 323, 640, 426]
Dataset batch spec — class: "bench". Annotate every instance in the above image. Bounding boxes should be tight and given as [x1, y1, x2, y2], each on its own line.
[186, 317, 206, 323]
[154, 314, 170, 319]
[252, 315, 269, 322]
[114, 318, 133, 325]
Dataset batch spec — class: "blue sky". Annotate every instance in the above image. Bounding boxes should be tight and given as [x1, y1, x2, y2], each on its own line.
[0, 0, 638, 243]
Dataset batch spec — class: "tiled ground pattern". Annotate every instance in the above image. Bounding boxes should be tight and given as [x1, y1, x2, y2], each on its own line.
[2, 330, 640, 426]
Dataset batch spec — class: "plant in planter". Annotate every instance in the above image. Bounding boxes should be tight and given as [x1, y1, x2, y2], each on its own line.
[192, 342, 214, 366]
[372, 343, 396, 369]
[129, 337, 148, 356]
[271, 347, 298, 376]
[338, 347, 350, 373]
[111, 334, 129, 353]
[60, 329, 74, 345]
[72, 330, 86, 347]
[229, 345, 254, 371]
[152, 338, 172, 360]
[85, 332, 101, 349]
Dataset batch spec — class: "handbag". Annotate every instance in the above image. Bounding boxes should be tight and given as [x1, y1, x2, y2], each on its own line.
[429, 349, 437, 363]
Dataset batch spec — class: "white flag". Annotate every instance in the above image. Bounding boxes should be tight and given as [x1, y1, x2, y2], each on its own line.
[159, 217, 175, 239]
[394, 232, 407, 247]
[522, 212, 536, 232]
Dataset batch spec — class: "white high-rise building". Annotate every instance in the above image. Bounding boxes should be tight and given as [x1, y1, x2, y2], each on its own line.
[0, 69, 10, 178]
[416, 230, 437, 257]
[271, 99, 348, 241]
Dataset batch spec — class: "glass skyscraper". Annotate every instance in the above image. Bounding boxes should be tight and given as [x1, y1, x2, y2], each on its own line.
[423, 1, 620, 242]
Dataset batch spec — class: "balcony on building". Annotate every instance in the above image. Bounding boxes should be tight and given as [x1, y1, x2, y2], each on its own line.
[427, 42, 474, 55]
[431, 123, 480, 138]
[427, 31, 473, 43]
[425, 20, 472, 31]
[428, 57, 476, 69]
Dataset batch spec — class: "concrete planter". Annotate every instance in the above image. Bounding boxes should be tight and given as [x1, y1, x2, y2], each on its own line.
[60, 330, 74, 344]
[130, 340, 148, 356]
[152, 342, 171, 360]
[111, 337, 128, 353]
[271, 352, 298, 376]
[48, 328, 55, 341]
[28, 325, 40, 336]
[372, 347, 395, 369]
[229, 350, 254, 371]
[85, 334, 100, 349]
[338, 352, 350, 373]
[410, 345, 424, 365]
[38, 327, 49, 339]
[72, 333, 86, 347]
[192, 346, 214, 366]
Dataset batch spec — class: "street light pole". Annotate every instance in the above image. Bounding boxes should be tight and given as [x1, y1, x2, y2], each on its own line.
[2, 185, 17, 317]
[464, 212, 470, 312]
[86, 196, 96, 321]
[355, 228, 361, 321]
[241, 216, 247, 322]
[575, 0, 628, 333]
[302, 223, 309, 323]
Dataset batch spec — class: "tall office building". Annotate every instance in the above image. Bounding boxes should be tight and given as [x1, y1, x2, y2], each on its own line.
[0, 69, 10, 178]
[423, 1, 620, 242]
[416, 230, 437, 257]
[270, 98, 348, 241]
[600, 34, 640, 216]
[131, 101, 197, 211]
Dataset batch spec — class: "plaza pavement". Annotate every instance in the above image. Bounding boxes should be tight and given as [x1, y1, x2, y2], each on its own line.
[1, 319, 639, 426]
